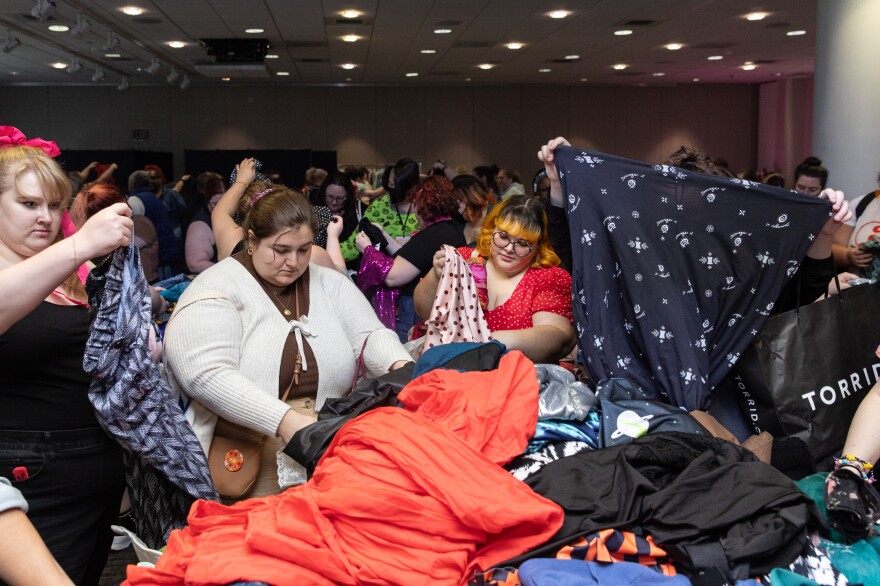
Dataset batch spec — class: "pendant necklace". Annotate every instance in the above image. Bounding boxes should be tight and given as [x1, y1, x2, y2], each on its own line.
[272, 282, 296, 317]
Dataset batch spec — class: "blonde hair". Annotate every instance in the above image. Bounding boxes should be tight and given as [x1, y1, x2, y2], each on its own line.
[475, 194, 559, 268]
[0, 145, 85, 299]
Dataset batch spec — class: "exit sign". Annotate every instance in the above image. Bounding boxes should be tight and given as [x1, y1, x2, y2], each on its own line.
[132, 128, 150, 140]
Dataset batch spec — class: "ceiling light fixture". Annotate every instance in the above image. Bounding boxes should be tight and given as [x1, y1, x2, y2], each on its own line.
[340, 63, 356, 70]
[580, 77, 587, 81]
[145, 57, 161, 75]
[117, 76, 129, 91]
[31, 0, 57, 21]
[166, 67, 179, 83]
[433, 28, 452, 34]
[48, 25, 69, 32]
[341, 34, 360, 42]
[787, 30, 806, 36]
[693, 77, 700, 82]
[65, 57, 82, 74]
[614, 29, 633, 36]
[70, 13, 90, 37]
[420, 49, 436, 54]
[2, 29, 21, 54]
[102, 31, 120, 52]
[477, 63, 494, 70]
[505, 42, 524, 50]
[264, 53, 279, 59]
[707, 55, 723, 60]
[276, 71, 290, 76]
[167, 41, 186, 48]
[91, 67, 105, 82]
[179, 75, 191, 89]
[611, 63, 628, 70]
[120, 6, 144, 16]
[105, 53, 121, 58]
[653, 72, 666, 77]
[51, 62, 67, 69]
[245, 28, 264, 34]
[539, 68, 551, 73]
[339, 10, 361, 19]
[547, 10, 570, 19]
[221, 77, 230, 81]
[741, 63, 757, 70]
[406, 72, 418, 77]
[665, 43, 683, 50]
[565, 54, 579, 60]
[745, 12, 769, 21]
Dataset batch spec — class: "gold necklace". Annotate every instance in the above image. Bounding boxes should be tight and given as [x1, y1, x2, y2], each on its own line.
[271, 282, 296, 317]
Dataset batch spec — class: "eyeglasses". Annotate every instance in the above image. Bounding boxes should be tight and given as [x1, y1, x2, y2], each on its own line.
[325, 195, 347, 203]
[492, 230, 534, 257]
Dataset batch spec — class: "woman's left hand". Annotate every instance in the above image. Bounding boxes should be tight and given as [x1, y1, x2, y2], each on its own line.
[355, 230, 372, 253]
[818, 188, 852, 235]
[326, 215, 344, 239]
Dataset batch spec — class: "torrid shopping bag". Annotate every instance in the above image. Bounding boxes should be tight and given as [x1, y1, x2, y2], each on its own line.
[728, 281, 880, 466]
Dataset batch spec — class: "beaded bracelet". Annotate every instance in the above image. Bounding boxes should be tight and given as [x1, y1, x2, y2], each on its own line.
[834, 454, 875, 484]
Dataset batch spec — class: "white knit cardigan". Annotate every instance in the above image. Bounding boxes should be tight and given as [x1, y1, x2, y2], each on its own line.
[164, 258, 410, 454]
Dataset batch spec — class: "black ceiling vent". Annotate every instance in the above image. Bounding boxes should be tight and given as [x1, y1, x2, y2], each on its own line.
[622, 19, 658, 26]
[691, 41, 736, 49]
[286, 41, 328, 48]
[454, 40, 493, 48]
[298, 58, 326, 63]
[131, 17, 162, 25]
[200, 38, 269, 63]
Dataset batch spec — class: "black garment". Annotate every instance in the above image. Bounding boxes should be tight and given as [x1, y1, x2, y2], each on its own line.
[396, 219, 466, 296]
[0, 427, 123, 586]
[556, 147, 832, 411]
[546, 202, 573, 273]
[773, 255, 834, 314]
[312, 205, 333, 249]
[0, 302, 95, 430]
[506, 432, 826, 581]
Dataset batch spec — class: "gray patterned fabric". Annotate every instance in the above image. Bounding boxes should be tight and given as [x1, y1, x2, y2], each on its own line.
[84, 243, 217, 548]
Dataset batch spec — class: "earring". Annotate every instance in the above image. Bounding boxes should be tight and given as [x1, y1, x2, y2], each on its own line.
[247, 246, 254, 255]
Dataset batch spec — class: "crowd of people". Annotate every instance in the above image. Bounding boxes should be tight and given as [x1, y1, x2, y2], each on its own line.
[1, 122, 879, 585]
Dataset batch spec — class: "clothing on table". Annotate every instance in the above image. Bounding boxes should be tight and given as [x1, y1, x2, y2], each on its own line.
[124, 352, 563, 586]
[518, 559, 691, 586]
[84, 244, 217, 547]
[556, 529, 679, 576]
[456, 247, 573, 331]
[340, 194, 421, 262]
[164, 254, 410, 493]
[554, 146, 833, 411]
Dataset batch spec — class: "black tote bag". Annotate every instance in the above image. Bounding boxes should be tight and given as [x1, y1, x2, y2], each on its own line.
[728, 282, 880, 466]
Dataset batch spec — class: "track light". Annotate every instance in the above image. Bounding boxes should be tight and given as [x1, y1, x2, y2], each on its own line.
[145, 56, 161, 75]
[30, 0, 57, 21]
[102, 30, 120, 52]
[70, 13, 91, 37]
[91, 67, 105, 82]
[65, 57, 82, 74]
[117, 76, 130, 91]
[166, 67, 179, 83]
[179, 75, 190, 89]
[2, 29, 21, 54]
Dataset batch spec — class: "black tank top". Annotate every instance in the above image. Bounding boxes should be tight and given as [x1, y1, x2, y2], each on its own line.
[0, 302, 97, 430]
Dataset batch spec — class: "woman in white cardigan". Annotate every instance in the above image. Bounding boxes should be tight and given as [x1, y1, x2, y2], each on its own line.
[165, 182, 411, 498]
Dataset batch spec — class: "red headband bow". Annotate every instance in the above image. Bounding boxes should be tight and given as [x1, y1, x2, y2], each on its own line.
[0, 126, 61, 157]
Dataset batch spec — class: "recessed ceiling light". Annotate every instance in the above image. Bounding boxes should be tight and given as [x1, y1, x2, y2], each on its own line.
[776, 72, 782, 77]
[120, 6, 144, 16]
[505, 42, 524, 50]
[221, 77, 230, 81]
[580, 77, 587, 81]
[611, 63, 628, 70]
[614, 29, 633, 36]
[420, 49, 436, 54]
[665, 43, 684, 51]
[742, 63, 757, 70]
[340, 10, 361, 19]
[51, 62, 67, 69]
[166, 41, 186, 48]
[464, 77, 471, 82]
[276, 71, 290, 76]
[265, 54, 279, 59]
[787, 30, 806, 36]
[341, 34, 360, 43]
[539, 68, 551, 73]
[345, 77, 352, 81]
[653, 72, 666, 77]
[547, 10, 571, 19]
[406, 72, 418, 77]
[48, 25, 69, 32]
[434, 28, 452, 34]
[477, 63, 494, 70]
[10, 71, 19, 75]
[745, 12, 769, 21]
[340, 63, 357, 70]
[565, 54, 579, 60]
[708, 55, 723, 61]
[105, 53, 121, 58]
[245, 28, 264, 34]
[693, 77, 700, 82]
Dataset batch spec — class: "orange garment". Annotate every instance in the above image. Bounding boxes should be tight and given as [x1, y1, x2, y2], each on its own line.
[126, 352, 562, 586]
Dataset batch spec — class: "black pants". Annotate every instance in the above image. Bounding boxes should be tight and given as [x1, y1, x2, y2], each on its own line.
[0, 427, 124, 586]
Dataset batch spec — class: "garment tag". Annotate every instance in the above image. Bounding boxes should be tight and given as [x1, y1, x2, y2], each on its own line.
[12, 466, 29, 481]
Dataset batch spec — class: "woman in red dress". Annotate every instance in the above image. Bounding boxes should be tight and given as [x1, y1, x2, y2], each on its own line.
[414, 194, 575, 363]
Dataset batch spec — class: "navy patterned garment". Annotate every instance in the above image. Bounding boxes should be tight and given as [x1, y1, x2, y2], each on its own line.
[555, 146, 832, 411]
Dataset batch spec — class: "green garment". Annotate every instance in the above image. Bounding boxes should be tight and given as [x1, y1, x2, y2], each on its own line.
[340, 194, 421, 261]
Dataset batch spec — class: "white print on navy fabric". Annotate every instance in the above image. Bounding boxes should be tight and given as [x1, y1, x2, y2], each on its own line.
[624, 321, 634, 333]
[729, 231, 751, 248]
[656, 265, 671, 278]
[616, 355, 633, 369]
[621, 173, 644, 187]
[694, 336, 707, 351]
[662, 298, 668, 304]
[731, 178, 761, 189]
[581, 230, 597, 245]
[601, 188, 607, 195]
[610, 411, 653, 439]
[699, 252, 721, 268]
[612, 263, 622, 278]
[767, 214, 791, 229]
[629, 238, 648, 253]
[677, 204, 684, 211]
[653, 164, 687, 180]
[632, 211, 640, 219]
[576, 322, 584, 337]
[657, 219, 674, 240]
[676, 232, 693, 248]
[634, 304, 646, 319]
[705, 289, 713, 298]
[575, 153, 604, 166]
[662, 197, 668, 203]
[594, 335, 605, 349]
[652, 326, 674, 343]
[701, 187, 725, 203]
[681, 368, 697, 383]
[727, 313, 744, 327]
[756, 251, 776, 266]
[739, 209, 746, 216]
[706, 225, 715, 233]
[634, 273, 643, 282]
[567, 193, 581, 212]
[756, 302, 775, 316]
[702, 319, 713, 333]
[727, 353, 741, 367]
[578, 288, 586, 305]
[603, 291, 609, 307]
[603, 216, 620, 232]
[683, 280, 695, 295]
[786, 261, 800, 277]
[722, 276, 737, 291]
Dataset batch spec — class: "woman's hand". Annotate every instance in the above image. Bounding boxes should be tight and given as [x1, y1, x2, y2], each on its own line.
[538, 137, 571, 207]
[75, 202, 133, 259]
[847, 246, 874, 268]
[326, 215, 344, 239]
[277, 409, 317, 444]
[235, 158, 257, 186]
[355, 230, 372, 253]
[818, 188, 852, 233]
[431, 248, 446, 278]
